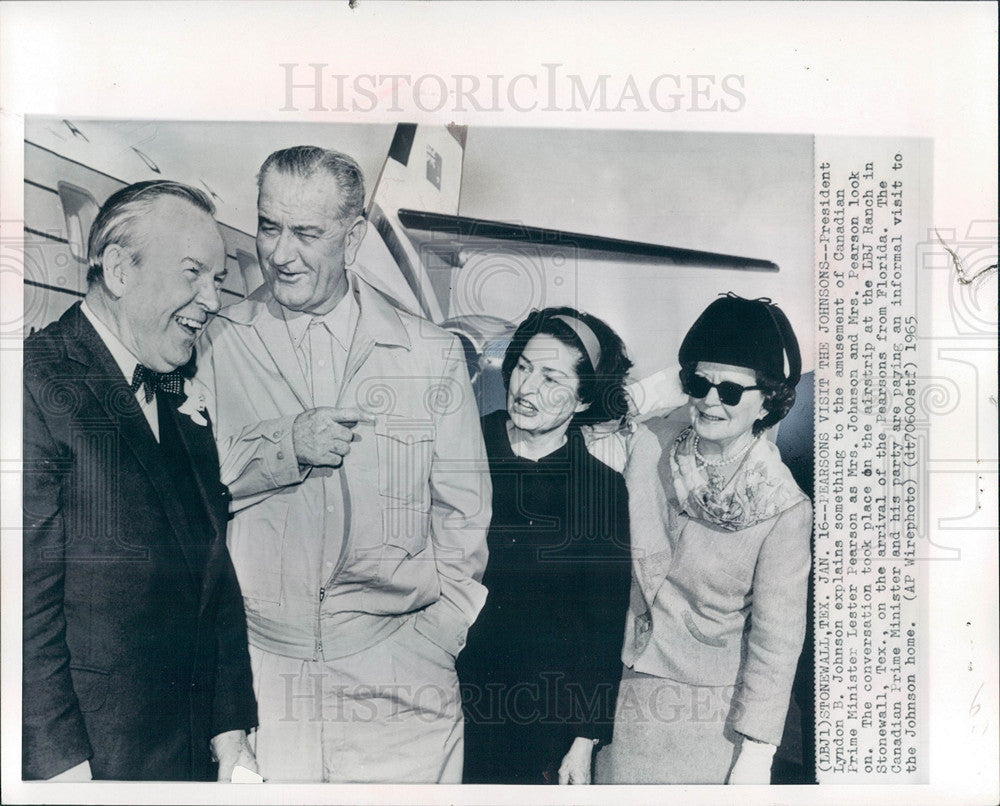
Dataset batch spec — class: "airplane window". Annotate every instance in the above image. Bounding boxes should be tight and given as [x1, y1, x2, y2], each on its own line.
[56, 181, 100, 263]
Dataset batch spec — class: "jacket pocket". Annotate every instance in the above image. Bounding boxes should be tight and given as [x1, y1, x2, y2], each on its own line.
[69, 666, 110, 713]
[227, 498, 289, 604]
[382, 505, 431, 557]
[682, 611, 728, 648]
[411, 613, 461, 666]
[375, 415, 435, 506]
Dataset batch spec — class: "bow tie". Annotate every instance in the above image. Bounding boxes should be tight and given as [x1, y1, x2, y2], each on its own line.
[130, 365, 184, 403]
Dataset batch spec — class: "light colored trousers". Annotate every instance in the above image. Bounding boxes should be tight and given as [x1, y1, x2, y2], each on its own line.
[247, 617, 463, 783]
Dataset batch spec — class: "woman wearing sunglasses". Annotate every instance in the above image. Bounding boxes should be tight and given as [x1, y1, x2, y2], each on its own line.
[597, 293, 811, 785]
[459, 306, 633, 785]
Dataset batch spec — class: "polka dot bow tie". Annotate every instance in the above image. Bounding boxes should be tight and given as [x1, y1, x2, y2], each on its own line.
[130, 365, 184, 403]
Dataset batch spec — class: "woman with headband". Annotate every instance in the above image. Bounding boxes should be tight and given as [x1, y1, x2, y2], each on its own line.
[596, 294, 812, 784]
[459, 306, 633, 785]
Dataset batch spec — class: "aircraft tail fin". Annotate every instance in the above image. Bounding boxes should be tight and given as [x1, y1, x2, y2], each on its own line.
[352, 124, 467, 321]
[368, 123, 466, 217]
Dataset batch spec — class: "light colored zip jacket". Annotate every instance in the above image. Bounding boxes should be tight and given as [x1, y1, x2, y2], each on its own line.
[190, 274, 491, 662]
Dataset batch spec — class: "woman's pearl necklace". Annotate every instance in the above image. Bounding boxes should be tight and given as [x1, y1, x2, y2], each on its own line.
[692, 432, 757, 468]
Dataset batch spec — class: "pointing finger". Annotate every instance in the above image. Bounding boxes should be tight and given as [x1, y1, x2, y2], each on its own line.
[328, 407, 374, 426]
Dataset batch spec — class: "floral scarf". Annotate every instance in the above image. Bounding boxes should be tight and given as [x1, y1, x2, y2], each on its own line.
[668, 425, 807, 531]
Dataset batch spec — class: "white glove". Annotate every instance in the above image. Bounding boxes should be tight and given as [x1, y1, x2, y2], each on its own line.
[727, 737, 776, 784]
[47, 759, 93, 781]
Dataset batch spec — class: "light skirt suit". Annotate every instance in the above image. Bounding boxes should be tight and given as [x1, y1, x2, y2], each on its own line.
[596, 411, 812, 783]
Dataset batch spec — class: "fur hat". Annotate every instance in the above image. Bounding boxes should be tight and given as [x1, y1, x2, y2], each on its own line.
[678, 293, 801, 386]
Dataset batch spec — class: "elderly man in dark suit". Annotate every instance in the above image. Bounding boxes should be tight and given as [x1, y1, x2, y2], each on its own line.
[22, 181, 258, 781]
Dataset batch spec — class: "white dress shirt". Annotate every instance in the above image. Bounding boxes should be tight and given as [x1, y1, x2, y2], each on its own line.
[81, 300, 160, 441]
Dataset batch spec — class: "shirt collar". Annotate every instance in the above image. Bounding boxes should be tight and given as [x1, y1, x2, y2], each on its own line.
[80, 299, 141, 383]
[314, 284, 358, 351]
[283, 281, 359, 352]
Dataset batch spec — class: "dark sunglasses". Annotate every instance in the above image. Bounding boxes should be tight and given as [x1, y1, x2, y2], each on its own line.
[684, 374, 761, 406]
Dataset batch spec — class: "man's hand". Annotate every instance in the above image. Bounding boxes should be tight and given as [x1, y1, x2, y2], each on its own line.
[47, 759, 93, 781]
[727, 737, 776, 784]
[558, 736, 597, 784]
[292, 407, 372, 468]
[211, 729, 257, 783]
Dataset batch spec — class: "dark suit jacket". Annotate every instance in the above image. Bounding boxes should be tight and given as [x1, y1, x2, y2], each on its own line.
[22, 303, 257, 780]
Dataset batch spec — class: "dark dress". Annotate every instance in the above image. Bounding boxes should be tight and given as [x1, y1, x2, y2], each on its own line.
[459, 411, 631, 784]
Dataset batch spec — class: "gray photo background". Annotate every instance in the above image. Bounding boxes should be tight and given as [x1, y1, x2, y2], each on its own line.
[22, 121, 814, 377]
[22, 119, 817, 781]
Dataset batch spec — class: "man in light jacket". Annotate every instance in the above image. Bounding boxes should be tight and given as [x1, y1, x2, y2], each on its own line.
[190, 146, 491, 782]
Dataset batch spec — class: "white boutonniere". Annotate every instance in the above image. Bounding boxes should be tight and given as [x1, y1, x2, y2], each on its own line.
[178, 383, 209, 427]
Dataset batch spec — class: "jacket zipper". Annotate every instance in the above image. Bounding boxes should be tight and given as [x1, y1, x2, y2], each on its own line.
[315, 586, 326, 658]
[316, 324, 374, 660]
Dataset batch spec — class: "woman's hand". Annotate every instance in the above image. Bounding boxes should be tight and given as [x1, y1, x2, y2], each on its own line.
[558, 736, 597, 784]
[211, 729, 258, 782]
[727, 737, 776, 784]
